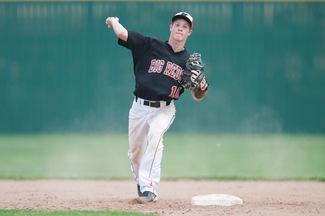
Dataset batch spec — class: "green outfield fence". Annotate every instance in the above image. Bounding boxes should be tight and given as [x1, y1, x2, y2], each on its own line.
[0, 1, 325, 133]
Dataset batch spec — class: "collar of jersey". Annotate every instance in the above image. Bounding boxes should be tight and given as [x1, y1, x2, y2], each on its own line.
[165, 41, 186, 53]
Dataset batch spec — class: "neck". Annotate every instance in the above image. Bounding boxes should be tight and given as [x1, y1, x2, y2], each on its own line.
[168, 39, 185, 53]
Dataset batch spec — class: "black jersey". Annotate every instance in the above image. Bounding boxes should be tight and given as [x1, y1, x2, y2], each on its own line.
[118, 30, 190, 101]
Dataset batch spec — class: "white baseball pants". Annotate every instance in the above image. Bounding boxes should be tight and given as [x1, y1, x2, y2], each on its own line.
[128, 97, 176, 196]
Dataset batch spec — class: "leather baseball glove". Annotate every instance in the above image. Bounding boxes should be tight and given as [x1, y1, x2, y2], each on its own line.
[181, 53, 208, 91]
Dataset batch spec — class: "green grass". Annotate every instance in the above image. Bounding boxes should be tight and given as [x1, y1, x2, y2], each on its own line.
[1, 133, 324, 215]
[0, 210, 156, 216]
[163, 134, 325, 180]
[0, 133, 324, 181]
[0, 134, 131, 179]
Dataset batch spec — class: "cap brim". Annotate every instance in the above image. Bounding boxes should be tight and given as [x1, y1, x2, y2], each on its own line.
[172, 15, 192, 27]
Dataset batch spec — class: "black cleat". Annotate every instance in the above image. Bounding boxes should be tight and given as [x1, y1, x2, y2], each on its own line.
[139, 191, 157, 202]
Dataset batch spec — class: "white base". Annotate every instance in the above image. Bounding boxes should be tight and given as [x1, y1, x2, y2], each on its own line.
[191, 194, 243, 206]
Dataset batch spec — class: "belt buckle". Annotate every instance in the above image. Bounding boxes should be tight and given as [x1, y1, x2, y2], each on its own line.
[150, 101, 160, 108]
[136, 97, 171, 108]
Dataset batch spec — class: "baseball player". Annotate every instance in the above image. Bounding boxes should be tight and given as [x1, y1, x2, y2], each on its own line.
[106, 12, 208, 202]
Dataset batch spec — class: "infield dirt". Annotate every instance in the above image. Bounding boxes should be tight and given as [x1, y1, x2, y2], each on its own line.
[0, 180, 324, 216]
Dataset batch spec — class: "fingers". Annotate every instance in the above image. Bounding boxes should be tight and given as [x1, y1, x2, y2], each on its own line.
[105, 17, 111, 27]
[105, 17, 119, 28]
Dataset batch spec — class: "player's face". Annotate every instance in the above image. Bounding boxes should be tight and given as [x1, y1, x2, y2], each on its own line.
[170, 19, 192, 42]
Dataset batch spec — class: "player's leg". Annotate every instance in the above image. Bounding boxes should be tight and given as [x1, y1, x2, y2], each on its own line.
[128, 101, 150, 185]
[139, 102, 176, 196]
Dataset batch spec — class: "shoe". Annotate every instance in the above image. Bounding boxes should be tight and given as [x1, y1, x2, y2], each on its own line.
[139, 191, 157, 202]
[137, 184, 142, 197]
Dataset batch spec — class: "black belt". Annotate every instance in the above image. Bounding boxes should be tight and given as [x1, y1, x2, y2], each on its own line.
[135, 97, 171, 108]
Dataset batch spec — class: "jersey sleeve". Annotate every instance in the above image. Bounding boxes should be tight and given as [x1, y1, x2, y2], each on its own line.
[118, 30, 151, 65]
[118, 30, 147, 51]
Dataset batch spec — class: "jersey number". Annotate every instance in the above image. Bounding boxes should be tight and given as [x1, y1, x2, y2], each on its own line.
[169, 86, 182, 99]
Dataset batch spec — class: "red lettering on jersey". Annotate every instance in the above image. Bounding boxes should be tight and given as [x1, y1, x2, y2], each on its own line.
[148, 59, 165, 73]
[148, 60, 157, 72]
[169, 86, 182, 99]
[175, 67, 183, 82]
[163, 61, 183, 81]
[163, 62, 173, 77]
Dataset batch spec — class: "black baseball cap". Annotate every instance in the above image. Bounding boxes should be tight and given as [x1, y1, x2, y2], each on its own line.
[172, 12, 193, 28]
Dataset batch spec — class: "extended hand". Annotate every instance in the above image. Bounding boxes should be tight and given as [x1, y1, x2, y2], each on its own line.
[105, 17, 119, 28]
